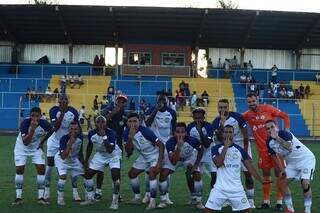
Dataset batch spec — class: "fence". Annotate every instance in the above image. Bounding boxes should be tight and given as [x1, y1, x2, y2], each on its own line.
[120, 64, 191, 77]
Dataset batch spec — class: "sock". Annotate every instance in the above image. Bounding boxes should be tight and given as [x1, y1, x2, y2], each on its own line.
[284, 192, 294, 212]
[304, 194, 312, 213]
[262, 177, 271, 204]
[276, 178, 283, 203]
[71, 175, 78, 188]
[57, 179, 66, 199]
[44, 166, 53, 187]
[246, 188, 255, 200]
[15, 174, 24, 199]
[112, 179, 120, 197]
[130, 177, 140, 195]
[37, 175, 45, 199]
[84, 179, 94, 199]
[145, 173, 150, 193]
[149, 179, 157, 199]
[194, 180, 203, 195]
[72, 187, 79, 196]
[159, 181, 168, 196]
[95, 188, 102, 195]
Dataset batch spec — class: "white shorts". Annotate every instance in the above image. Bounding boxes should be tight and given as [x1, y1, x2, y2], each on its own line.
[163, 153, 200, 172]
[89, 152, 121, 172]
[55, 154, 84, 177]
[47, 136, 60, 157]
[286, 157, 316, 180]
[14, 148, 45, 166]
[133, 154, 158, 171]
[205, 187, 250, 211]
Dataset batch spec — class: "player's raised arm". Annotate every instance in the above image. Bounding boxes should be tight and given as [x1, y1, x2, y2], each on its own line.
[270, 105, 290, 130]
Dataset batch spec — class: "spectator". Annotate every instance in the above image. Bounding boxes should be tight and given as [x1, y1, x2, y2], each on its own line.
[75, 74, 84, 89]
[224, 58, 231, 78]
[129, 98, 136, 111]
[69, 75, 75, 89]
[279, 87, 287, 99]
[179, 80, 186, 91]
[53, 87, 59, 99]
[169, 98, 177, 112]
[240, 72, 247, 84]
[78, 106, 85, 125]
[100, 96, 109, 110]
[258, 83, 265, 102]
[294, 89, 301, 101]
[287, 88, 294, 101]
[25, 88, 31, 101]
[305, 84, 311, 99]
[93, 55, 99, 67]
[93, 95, 99, 110]
[190, 91, 198, 110]
[231, 55, 238, 68]
[184, 83, 191, 100]
[41, 112, 48, 121]
[271, 64, 278, 83]
[201, 90, 209, 106]
[299, 83, 305, 99]
[207, 58, 213, 68]
[85, 114, 93, 131]
[316, 72, 320, 84]
[246, 60, 253, 76]
[45, 86, 53, 102]
[30, 87, 36, 101]
[61, 58, 66, 64]
[99, 54, 105, 67]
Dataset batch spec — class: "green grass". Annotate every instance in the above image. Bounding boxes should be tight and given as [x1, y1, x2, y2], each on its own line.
[0, 135, 318, 213]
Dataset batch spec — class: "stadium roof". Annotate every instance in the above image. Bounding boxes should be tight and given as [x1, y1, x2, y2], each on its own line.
[1, 4, 320, 50]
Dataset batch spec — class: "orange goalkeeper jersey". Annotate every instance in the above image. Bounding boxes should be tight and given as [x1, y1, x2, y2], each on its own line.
[243, 104, 290, 153]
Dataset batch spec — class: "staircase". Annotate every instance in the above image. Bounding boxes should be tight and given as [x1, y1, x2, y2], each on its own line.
[172, 78, 236, 123]
[291, 81, 320, 136]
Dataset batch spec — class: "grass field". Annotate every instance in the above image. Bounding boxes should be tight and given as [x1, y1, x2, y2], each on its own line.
[0, 135, 318, 213]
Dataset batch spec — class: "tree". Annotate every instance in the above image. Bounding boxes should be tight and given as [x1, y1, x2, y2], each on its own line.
[30, 0, 59, 5]
[217, 0, 238, 9]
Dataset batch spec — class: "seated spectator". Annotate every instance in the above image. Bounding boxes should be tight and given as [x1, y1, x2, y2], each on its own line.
[316, 72, 320, 84]
[75, 74, 84, 89]
[287, 88, 294, 101]
[85, 114, 93, 131]
[299, 83, 305, 99]
[240, 73, 247, 84]
[201, 90, 209, 106]
[246, 60, 253, 76]
[93, 95, 99, 110]
[45, 86, 54, 102]
[305, 84, 311, 99]
[190, 91, 198, 110]
[294, 89, 301, 101]
[279, 87, 287, 99]
[25, 88, 31, 101]
[69, 75, 75, 88]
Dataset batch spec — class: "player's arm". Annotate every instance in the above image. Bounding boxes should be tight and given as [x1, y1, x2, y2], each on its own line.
[78, 142, 84, 164]
[60, 136, 75, 160]
[271, 130, 293, 151]
[145, 106, 161, 127]
[124, 127, 134, 157]
[213, 145, 228, 167]
[103, 132, 116, 154]
[271, 106, 290, 130]
[154, 140, 164, 169]
[240, 126, 249, 152]
[168, 137, 183, 165]
[85, 139, 93, 166]
[53, 110, 66, 131]
[243, 160, 263, 183]
[194, 145, 204, 169]
[21, 119, 37, 146]
[198, 128, 211, 148]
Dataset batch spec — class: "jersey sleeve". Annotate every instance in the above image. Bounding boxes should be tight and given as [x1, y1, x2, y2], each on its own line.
[122, 128, 129, 144]
[145, 106, 155, 116]
[88, 129, 96, 143]
[211, 144, 222, 158]
[278, 130, 293, 141]
[20, 119, 30, 136]
[106, 129, 117, 145]
[234, 144, 250, 160]
[205, 123, 214, 141]
[212, 117, 221, 131]
[39, 119, 52, 132]
[269, 105, 290, 129]
[188, 136, 201, 150]
[49, 106, 58, 122]
[140, 126, 158, 144]
[186, 122, 194, 135]
[59, 135, 69, 151]
[165, 138, 176, 153]
[231, 112, 247, 128]
[266, 138, 277, 155]
[168, 108, 177, 133]
[70, 107, 79, 122]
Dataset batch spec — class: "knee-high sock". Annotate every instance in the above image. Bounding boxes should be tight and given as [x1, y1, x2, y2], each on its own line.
[84, 179, 94, 200]
[15, 174, 24, 199]
[130, 177, 140, 197]
[262, 176, 272, 203]
[57, 179, 66, 198]
[284, 192, 294, 212]
[194, 180, 203, 198]
[159, 181, 168, 201]
[276, 178, 283, 204]
[44, 166, 53, 187]
[149, 179, 157, 199]
[304, 192, 312, 213]
[144, 173, 150, 193]
[37, 175, 45, 199]
[112, 179, 120, 198]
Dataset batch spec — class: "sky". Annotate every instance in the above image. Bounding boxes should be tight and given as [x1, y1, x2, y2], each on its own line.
[2, 0, 320, 13]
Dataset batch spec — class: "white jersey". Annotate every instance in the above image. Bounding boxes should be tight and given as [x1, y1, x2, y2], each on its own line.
[267, 130, 315, 165]
[212, 112, 247, 145]
[49, 106, 79, 141]
[58, 134, 83, 163]
[123, 126, 159, 159]
[166, 136, 201, 161]
[146, 106, 176, 144]
[211, 144, 250, 192]
[88, 128, 121, 158]
[15, 118, 52, 152]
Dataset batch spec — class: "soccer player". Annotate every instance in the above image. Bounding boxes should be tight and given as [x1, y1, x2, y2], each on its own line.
[186, 108, 216, 202]
[265, 120, 316, 213]
[124, 112, 164, 210]
[98, 94, 127, 201]
[212, 99, 255, 208]
[12, 107, 52, 206]
[54, 121, 84, 205]
[144, 93, 176, 204]
[243, 93, 290, 210]
[40, 94, 80, 201]
[158, 122, 204, 209]
[80, 116, 121, 210]
[204, 125, 265, 213]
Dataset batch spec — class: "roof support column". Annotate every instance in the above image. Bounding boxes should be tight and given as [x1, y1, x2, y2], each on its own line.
[68, 43, 73, 64]
[240, 48, 245, 68]
[295, 49, 302, 70]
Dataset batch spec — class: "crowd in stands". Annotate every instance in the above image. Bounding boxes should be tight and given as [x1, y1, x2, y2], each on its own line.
[60, 74, 84, 89]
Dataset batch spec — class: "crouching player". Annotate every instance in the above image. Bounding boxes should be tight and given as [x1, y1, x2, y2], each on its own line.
[158, 122, 204, 209]
[204, 125, 265, 213]
[124, 112, 164, 210]
[81, 116, 121, 210]
[265, 120, 316, 213]
[12, 107, 52, 206]
[54, 121, 84, 205]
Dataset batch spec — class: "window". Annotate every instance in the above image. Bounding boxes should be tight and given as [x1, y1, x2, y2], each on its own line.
[161, 53, 185, 66]
[128, 52, 151, 65]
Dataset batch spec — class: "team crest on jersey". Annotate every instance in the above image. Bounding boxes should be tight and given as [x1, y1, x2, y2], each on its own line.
[303, 168, 309, 174]
[164, 117, 170, 123]
[241, 198, 247, 203]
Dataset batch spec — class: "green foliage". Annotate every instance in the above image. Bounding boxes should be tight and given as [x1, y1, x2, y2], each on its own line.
[217, 0, 238, 9]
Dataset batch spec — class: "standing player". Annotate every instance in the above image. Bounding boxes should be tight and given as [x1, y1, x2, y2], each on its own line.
[144, 93, 176, 204]
[99, 94, 127, 201]
[54, 121, 84, 205]
[186, 108, 216, 201]
[40, 94, 80, 201]
[12, 107, 52, 206]
[158, 122, 204, 209]
[80, 116, 122, 210]
[243, 93, 290, 210]
[124, 112, 164, 210]
[204, 125, 265, 213]
[212, 99, 255, 208]
[265, 120, 315, 213]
